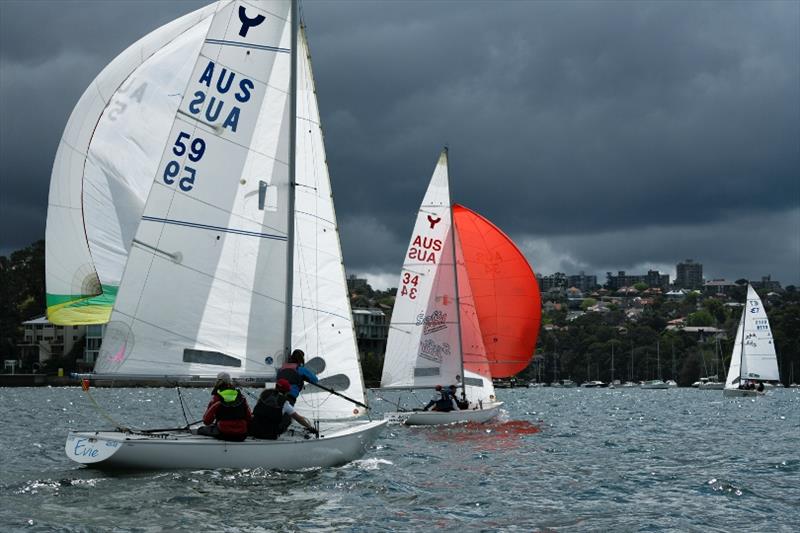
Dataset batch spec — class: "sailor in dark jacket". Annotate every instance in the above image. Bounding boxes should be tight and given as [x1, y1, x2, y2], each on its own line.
[422, 385, 459, 412]
[276, 349, 319, 405]
[250, 378, 319, 439]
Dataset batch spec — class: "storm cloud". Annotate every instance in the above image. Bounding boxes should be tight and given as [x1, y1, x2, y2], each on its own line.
[1, 0, 798, 287]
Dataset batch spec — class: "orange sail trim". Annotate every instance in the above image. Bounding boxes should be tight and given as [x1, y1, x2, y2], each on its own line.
[453, 204, 541, 378]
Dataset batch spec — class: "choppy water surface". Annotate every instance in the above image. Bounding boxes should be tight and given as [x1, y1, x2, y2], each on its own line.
[1, 386, 798, 532]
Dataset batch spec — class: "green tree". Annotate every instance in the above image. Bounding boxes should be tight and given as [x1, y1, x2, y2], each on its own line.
[702, 298, 726, 325]
[686, 310, 714, 327]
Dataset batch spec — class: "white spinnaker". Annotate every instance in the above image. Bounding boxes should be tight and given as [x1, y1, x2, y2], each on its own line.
[96, 0, 293, 377]
[292, 28, 366, 419]
[46, 2, 221, 325]
[381, 151, 461, 388]
[455, 229, 496, 402]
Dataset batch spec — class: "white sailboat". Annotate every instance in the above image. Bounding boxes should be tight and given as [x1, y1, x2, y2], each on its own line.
[56, 0, 385, 469]
[379, 150, 503, 425]
[723, 285, 780, 398]
[641, 340, 669, 389]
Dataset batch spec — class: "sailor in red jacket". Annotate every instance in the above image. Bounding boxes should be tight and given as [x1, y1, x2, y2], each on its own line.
[198, 372, 252, 442]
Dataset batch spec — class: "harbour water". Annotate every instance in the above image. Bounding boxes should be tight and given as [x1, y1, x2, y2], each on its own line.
[1, 386, 798, 531]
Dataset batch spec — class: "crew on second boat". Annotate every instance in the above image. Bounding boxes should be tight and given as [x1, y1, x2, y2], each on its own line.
[422, 384, 460, 412]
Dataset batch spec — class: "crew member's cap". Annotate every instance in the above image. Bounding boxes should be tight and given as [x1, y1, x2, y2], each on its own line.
[216, 372, 232, 383]
[276, 378, 291, 392]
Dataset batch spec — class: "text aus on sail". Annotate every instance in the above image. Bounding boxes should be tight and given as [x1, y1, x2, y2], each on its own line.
[187, 61, 255, 133]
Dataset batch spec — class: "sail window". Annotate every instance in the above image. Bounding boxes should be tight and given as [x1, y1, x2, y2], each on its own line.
[183, 349, 241, 367]
[258, 180, 278, 211]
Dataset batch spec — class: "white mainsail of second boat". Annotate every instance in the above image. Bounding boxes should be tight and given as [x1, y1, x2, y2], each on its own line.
[380, 150, 501, 425]
[61, 0, 384, 469]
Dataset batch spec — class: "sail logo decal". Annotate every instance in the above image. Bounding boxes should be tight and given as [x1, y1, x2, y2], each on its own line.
[416, 310, 448, 334]
[419, 339, 451, 363]
[407, 235, 442, 264]
[238, 5, 266, 37]
[109, 343, 126, 363]
[427, 215, 441, 229]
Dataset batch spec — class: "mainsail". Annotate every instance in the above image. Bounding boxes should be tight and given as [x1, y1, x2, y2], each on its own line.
[724, 285, 780, 388]
[46, 1, 365, 420]
[381, 151, 462, 388]
[45, 3, 220, 325]
[452, 204, 541, 378]
[95, 0, 294, 378]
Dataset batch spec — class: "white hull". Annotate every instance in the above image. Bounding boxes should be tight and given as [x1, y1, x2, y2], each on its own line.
[388, 402, 503, 426]
[723, 388, 765, 398]
[640, 380, 670, 389]
[66, 419, 387, 470]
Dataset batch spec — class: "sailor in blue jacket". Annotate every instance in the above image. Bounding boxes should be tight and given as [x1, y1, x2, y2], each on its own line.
[276, 349, 319, 405]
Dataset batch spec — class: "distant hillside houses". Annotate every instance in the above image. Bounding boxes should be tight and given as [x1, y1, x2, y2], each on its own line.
[535, 258, 784, 294]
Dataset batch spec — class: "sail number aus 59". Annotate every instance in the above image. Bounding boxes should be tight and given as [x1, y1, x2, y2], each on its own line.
[401, 272, 419, 299]
[163, 131, 206, 192]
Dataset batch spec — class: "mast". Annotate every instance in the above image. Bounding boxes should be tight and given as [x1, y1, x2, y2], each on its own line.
[610, 342, 614, 383]
[446, 147, 467, 399]
[657, 339, 661, 380]
[284, 0, 298, 356]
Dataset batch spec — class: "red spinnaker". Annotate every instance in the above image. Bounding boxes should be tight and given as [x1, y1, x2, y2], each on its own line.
[453, 204, 541, 378]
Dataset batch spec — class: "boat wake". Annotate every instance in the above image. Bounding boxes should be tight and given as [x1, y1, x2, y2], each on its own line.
[417, 419, 542, 451]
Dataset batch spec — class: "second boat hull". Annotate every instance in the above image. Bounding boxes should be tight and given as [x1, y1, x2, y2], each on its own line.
[722, 388, 765, 398]
[388, 402, 504, 426]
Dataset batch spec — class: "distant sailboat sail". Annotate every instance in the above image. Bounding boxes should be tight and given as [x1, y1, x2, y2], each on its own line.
[381, 151, 465, 390]
[382, 150, 529, 425]
[452, 204, 541, 378]
[45, 3, 219, 325]
[724, 285, 780, 396]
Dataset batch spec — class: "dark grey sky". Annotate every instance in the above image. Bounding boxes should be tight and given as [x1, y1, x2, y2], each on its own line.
[1, 0, 798, 288]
